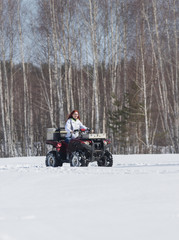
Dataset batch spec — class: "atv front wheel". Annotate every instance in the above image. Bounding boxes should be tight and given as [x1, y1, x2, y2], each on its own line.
[46, 151, 63, 167]
[79, 152, 89, 167]
[97, 151, 113, 167]
[70, 152, 80, 167]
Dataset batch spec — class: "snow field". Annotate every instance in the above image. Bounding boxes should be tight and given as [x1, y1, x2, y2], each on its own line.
[0, 154, 179, 240]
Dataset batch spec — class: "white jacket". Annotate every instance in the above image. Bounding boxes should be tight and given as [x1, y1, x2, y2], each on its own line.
[65, 118, 87, 139]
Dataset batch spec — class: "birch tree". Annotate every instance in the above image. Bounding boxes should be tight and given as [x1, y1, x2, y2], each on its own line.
[17, 0, 29, 155]
[140, 9, 149, 149]
[0, 0, 18, 156]
[88, 0, 99, 132]
[171, 0, 179, 151]
[0, 60, 7, 156]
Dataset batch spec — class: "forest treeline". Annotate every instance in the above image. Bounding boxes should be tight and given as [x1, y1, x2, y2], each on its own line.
[0, 0, 178, 157]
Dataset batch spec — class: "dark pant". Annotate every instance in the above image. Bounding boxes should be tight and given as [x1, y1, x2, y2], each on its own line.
[65, 137, 71, 143]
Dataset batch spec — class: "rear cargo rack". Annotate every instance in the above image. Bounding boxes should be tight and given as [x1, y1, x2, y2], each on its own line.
[46, 128, 67, 141]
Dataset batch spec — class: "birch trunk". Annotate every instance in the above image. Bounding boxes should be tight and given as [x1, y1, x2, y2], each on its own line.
[152, 0, 176, 149]
[110, 2, 114, 93]
[18, 0, 29, 156]
[0, 62, 8, 156]
[28, 65, 34, 155]
[8, 2, 16, 155]
[89, 0, 99, 132]
[173, 0, 179, 151]
[47, 34, 55, 127]
[50, 0, 58, 125]
[140, 34, 149, 148]
[0, 30, 11, 156]
[152, 0, 169, 128]
[122, 2, 128, 98]
[143, 2, 171, 146]
[0, 5, 13, 156]
[61, 13, 70, 114]
[55, 15, 65, 126]
[2, 45, 12, 156]
[66, 0, 74, 111]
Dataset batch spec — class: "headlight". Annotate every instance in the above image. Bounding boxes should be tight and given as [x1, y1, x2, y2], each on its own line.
[56, 142, 62, 151]
[82, 141, 91, 145]
[56, 143, 62, 148]
[103, 140, 110, 145]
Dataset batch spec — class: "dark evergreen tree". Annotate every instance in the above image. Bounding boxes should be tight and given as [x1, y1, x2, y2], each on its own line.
[108, 92, 144, 151]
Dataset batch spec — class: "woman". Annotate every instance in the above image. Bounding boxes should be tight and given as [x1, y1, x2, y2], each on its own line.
[65, 110, 88, 143]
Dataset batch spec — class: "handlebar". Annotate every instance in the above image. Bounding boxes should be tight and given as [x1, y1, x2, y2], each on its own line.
[73, 128, 91, 133]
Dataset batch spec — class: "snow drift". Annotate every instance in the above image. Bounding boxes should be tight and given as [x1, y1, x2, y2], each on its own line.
[0, 154, 179, 240]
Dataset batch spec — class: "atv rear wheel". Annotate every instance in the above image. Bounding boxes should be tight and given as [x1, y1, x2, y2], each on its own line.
[46, 151, 63, 167]
[97, 151, 113, 167]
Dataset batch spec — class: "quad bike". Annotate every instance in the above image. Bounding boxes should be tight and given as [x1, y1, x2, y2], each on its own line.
[45, 128, 113, 167]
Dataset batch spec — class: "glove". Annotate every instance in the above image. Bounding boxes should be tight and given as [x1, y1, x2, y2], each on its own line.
[73, 129, 79, 133]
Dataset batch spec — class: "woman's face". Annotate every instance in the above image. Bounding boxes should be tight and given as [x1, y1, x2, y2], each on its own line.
[72, 112, 79, 119]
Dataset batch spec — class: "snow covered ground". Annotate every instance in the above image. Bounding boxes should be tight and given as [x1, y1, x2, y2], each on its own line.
[0, 154, 179, 240]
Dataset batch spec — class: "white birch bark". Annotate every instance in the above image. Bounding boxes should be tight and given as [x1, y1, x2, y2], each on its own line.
[0, 3, 14, 156]
[2, 44, 13, 156]
[140, 34, 149, 148]
[143, 2, 172, 147]
[17, 0, 29, 156]
[0, 61, 8, 156]
[54, 14, 65, 126]
[50, 0, 58, 124]
[61, 13, 70, 114]
[122, 2, 128, 97]
[89, 0, 99, 132]
[0, 29, 10, 156]
[8, 1, 16, 156]
[110, 2, 114, 93]
[47, 34, 55, 127]
[152, 0, 176, 149]
[66, 0, 74, 111]
[173, 0, 179, 151]
[152, 0, 168, 126]
[0, 2, 7, 156]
